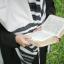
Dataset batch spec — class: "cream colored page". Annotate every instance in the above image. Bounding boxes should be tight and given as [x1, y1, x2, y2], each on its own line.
[26, 30, 54, 41]
[42, 15, 64, 36]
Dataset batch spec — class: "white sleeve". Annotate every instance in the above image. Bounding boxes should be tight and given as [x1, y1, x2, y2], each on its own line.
[0, 0, 7, 22]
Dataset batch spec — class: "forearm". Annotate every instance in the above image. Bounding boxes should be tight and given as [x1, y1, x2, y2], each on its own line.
[0, 24, 19, 48]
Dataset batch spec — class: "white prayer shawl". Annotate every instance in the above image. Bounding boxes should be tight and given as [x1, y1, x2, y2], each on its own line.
[0, 0, 46, 34]
[0, 0, 33, 32]
[0, 0, 46, 64]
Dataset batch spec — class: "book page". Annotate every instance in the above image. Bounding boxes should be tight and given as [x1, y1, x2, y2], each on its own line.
[25, 15, 64, 42]
[26, 30, 54, 42]
[25, 15, 64, 47]
[42, 15, 64, 36]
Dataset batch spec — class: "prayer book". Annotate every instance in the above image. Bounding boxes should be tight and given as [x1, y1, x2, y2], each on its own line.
[26, 15, 64, 47]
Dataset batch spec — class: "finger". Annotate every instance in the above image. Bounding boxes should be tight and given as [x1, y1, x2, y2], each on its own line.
[24, 35, 32, 39]
[54, 36, 61, 42]
[21, 41, 29, 47]
[23, 39, 32, 46]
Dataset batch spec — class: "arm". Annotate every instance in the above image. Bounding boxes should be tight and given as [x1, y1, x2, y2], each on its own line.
[45, 0, 56, 17]
[0, 1, 31, 48]
[0, 24, 31, 48]
[0, 1, 19, 48]
[0, 23, 19, 48]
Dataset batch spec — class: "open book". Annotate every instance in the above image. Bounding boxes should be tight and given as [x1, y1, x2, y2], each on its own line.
[26, 15, 64, 47]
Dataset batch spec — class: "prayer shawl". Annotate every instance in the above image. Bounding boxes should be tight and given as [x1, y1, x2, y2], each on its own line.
[0, 0, 46, 64]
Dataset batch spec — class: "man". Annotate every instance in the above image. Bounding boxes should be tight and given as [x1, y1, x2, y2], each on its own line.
[0, 0, 56, 64]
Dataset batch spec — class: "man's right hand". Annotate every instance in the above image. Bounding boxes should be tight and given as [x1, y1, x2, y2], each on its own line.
[15, 35, 31, 47]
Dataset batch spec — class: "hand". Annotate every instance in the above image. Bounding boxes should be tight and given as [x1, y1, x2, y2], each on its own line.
[15, 35, 31, 47]
[54, 36, 61, 43]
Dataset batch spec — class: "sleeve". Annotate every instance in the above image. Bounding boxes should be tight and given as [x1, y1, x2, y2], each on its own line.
[0, 0, 7, 21]
[0, 23, 19, 48]
[46, 0, 56, 17]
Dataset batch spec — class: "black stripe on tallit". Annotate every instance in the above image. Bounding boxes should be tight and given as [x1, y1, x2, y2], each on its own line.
[22, 21, 46, 34]
[18, 48, 36, 57]
[36, 0, 40, 1]
[25, 46, 37, 52]
[13, 23, 38, 33]
[29, 3, 41, 12]
[41, 9, 44, 16]
[22, 28, 36, 34]
[19, 52, 34, 61]
[32, 15, 41, 21]
[41, 0, 46, 16]
[20, 59, 27, 64]
[20, 55, 33, 64]
[23, 21, 46, 34]
[22, 54, 34, 61]
[23, 57, 33, 63]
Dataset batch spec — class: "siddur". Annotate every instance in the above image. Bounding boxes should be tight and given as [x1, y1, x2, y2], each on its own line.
[26, 15, 64, 47]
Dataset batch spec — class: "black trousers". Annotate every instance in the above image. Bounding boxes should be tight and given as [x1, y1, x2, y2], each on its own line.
[32, 46, 47, 64]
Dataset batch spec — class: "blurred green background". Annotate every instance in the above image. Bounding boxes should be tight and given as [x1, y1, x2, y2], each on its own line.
[46, 0, 64, 64]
